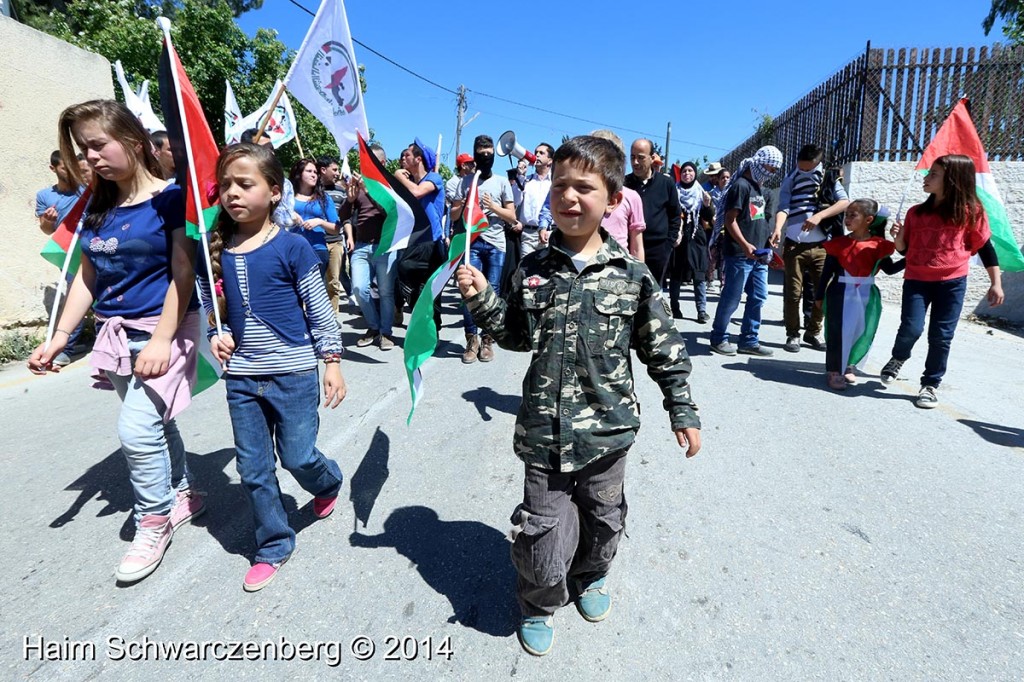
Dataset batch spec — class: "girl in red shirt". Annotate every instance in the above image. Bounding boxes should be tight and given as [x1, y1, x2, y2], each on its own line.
[880, 154, 1004, 408]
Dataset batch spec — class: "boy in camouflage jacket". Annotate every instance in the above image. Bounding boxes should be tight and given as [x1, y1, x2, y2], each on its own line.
[456, 136, 702, 657]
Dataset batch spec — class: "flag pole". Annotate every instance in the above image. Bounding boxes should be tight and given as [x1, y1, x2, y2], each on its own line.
[294, 127, 306, 159]
[435, 133, 442, 172]
[894, 170, 920, 223]
[157, 17, 224, 340]
[464, 171, 480, 266]
[253, 80, 286, 146]
[43, 219, 84, 352]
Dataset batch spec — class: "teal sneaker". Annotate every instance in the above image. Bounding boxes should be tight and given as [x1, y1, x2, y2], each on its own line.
[576, 577, 611, 622]
[518, 616, 555, 656]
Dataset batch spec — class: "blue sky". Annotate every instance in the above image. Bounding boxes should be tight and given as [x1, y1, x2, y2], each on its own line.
[237, 0, 1005, 168]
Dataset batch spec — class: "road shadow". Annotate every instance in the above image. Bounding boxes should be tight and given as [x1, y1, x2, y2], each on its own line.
[958, 419, 1024, 449]
[349, 506, 517, 637]
[50, 448, 133, 530]
[462, 387, 519, 422]
[350, 427, 390, 529]
[721, 358, 825, 390]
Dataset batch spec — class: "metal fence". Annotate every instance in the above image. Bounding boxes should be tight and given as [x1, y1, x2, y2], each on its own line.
[721, 42, 1024, 185]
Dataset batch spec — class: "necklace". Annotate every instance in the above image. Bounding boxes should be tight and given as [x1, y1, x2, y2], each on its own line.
[229, 223, 277, 251]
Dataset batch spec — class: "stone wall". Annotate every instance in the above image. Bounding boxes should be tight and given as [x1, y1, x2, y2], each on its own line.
[0, 16, 113, 328]
[845, 161, 1024, 324]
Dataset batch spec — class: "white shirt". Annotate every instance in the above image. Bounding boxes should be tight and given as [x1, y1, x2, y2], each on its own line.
[519, 171, 552, 227]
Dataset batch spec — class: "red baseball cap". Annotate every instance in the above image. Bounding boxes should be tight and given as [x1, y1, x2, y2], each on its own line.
[456, 153, 473, 165]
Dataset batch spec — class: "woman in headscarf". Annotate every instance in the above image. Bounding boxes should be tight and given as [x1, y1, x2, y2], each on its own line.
[668, 162, 714, 322]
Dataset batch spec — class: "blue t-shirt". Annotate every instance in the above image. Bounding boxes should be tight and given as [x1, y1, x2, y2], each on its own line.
[81, 184, 195, 319]
[419, 172, 445, 241]
[291, 194, 338, 252]
[36, 185, 84, 225]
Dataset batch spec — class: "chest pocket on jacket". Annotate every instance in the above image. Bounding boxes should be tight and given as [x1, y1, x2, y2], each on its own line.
[590, 279, 640, 354]
[522, 285, 556, 346]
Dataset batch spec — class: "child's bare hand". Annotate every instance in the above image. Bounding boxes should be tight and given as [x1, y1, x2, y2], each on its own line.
[135, 337, 171, 379]
[323, 363, 347, 409]
[889, 221, 903, 238]
[27, 337, 67, 375]
[456, 264, 486, 298]
[675, 427, 701, 457]
[211, 333, 235, 364]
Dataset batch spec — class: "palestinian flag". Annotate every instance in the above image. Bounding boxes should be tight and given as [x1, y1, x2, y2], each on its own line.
[404, 172, 488, 423]
[917, 98, 1024, 272]
[356, 132, 429, 258]
[40, 188, 90, 275]
[156, 17, 224, 394]
[157, 18, 220, 241]
[822, 237, 896, 370]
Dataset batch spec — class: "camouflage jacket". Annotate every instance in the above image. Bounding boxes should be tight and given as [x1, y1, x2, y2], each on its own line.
[465, 229, 700, 472]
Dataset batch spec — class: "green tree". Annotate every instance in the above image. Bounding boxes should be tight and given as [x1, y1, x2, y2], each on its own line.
[22, 0, 369, 170]
[983, 0, 1024, 45]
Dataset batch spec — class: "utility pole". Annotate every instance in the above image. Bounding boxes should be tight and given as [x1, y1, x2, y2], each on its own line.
[455, 85, 467, 158]
[664, 121, 672, 172]
[454, 84, 478, 158]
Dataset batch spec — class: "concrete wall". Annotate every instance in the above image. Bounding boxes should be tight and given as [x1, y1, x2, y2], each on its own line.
[0, 16, 113, 328]
[846, 161, 1024, 324]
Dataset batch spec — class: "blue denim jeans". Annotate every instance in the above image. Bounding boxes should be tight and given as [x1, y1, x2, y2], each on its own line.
[350, 242, 397, 336]
[711, 255, 768, 347]
[225, 369, 343, 564]
[105, 338, 193, 524]
[891, 277, 967, 388]
[463, 239, 505, 335]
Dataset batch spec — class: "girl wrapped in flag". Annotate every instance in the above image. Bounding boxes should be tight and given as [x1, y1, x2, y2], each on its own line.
[815, 200, 904, 390]
[27, 100, 205, 584]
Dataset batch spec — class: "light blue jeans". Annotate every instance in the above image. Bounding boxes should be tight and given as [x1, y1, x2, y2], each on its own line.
[350, 242, 397, 337]
[105, 337, 193, 525]
[710, 255, 768, 348]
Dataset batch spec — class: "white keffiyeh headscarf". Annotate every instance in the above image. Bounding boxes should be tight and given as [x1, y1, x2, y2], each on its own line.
[730, 145, 784, 188]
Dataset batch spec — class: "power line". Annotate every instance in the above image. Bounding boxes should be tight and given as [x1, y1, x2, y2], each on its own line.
[281, 0, 702, 146]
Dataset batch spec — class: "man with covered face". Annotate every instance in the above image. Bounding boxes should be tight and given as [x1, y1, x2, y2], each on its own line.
[452, 134, 516, 364]
[709, 145, 784, 357]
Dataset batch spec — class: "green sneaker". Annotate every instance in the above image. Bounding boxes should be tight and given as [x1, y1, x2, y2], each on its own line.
[518, 616, 554, 656]
[576, 577, 612, 622]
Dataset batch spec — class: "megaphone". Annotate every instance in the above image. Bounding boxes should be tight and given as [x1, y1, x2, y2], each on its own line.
[497, 130, 536, 164]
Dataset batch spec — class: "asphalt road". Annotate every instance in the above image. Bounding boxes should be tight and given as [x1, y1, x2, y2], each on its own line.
[1, 274, 1022, 681]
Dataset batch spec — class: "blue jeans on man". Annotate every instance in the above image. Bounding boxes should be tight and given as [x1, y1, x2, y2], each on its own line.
[226, 370, 343, 565]
[350, 242, 397, 337]
[891, 276, 967, 388]
[710, 255, 768, 348]
[463, 239, 505, 335]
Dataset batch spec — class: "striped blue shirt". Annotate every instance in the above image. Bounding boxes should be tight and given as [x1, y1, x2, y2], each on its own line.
[199, 230, 342, 375]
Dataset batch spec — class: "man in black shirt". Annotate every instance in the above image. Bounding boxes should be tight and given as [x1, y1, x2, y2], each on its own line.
[624, 139, 680, 284]
[709, 145, 784, 357]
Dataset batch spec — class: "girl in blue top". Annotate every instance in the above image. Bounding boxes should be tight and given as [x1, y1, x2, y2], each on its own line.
[203, 143, 347, 592]
[28, 100, 203, 585]
[288, 157, 338, 278]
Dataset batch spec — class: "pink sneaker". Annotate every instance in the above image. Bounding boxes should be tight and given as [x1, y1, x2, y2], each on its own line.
[243, 561, 284, 592]
[313, 496, 337, 519]
[169, 489, 206, 531]
[115, 514, 172, 583]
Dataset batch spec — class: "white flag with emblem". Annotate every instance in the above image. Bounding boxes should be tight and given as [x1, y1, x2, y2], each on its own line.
[225, 80, 298, 149]
[224, 80, 242, 139]
[283, 0, 368, 155]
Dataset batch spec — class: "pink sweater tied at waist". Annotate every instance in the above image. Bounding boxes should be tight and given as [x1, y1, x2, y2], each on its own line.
[89, 311, 200, 422]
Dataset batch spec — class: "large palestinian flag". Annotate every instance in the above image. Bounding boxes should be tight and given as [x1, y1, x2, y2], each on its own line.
[156, 17, 223, 394]
[157, 18, 220, 241]
[917, 98, 1024, 272]
[355, 132, 430, 258]
[403, 172, 488, 423]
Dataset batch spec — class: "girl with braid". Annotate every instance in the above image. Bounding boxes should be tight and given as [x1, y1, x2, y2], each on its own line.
[200, 143, 346, 592]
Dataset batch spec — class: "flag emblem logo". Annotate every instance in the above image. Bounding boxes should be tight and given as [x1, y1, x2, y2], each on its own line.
[311, 41, 359, 115]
